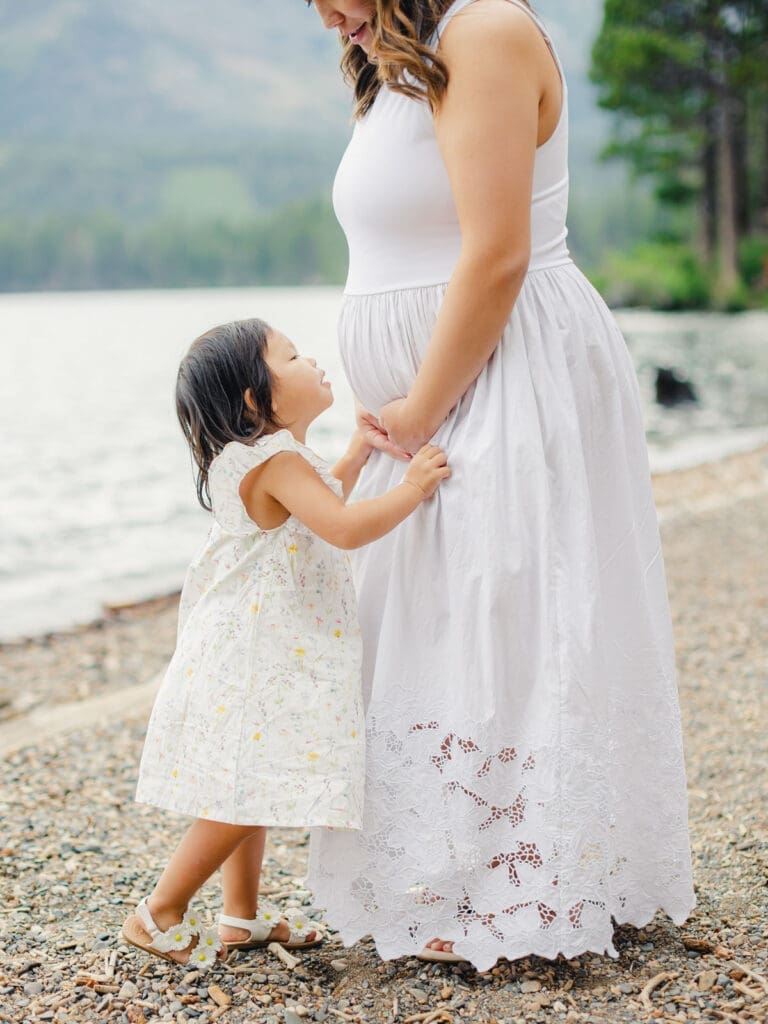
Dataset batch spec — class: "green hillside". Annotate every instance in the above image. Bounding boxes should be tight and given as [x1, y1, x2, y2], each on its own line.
[0, 0, 353, 221]
[0, 0, 643, 289]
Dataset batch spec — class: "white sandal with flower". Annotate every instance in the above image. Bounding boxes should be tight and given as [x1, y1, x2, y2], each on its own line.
[218, 903, 323, 951]
[121, 899, 225, 968]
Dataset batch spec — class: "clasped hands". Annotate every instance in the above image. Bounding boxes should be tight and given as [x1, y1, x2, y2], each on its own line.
[355, 398, 435, 461]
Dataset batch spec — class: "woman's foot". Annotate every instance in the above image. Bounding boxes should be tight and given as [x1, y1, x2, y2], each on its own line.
[425, 938, 455, 953]
[416, 938, 467, 963]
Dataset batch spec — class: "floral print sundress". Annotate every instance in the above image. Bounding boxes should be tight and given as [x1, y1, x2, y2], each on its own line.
[136, 430, 365, 828]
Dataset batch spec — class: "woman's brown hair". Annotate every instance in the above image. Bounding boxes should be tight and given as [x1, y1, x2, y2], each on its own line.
[337, 0, 532, 119]
[341, 0, 452, 118]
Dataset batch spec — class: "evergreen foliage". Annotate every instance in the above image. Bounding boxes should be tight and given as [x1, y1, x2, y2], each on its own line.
[0, 198, 348, 293]
[590, 0, 768, 304]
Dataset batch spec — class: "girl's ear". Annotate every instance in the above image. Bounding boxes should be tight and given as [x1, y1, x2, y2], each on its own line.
[244, 388, 258, 414]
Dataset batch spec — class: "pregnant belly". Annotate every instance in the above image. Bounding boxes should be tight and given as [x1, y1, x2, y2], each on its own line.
[337, 286, 446, 417]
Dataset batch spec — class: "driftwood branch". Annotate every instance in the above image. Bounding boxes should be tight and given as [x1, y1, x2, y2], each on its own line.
[638, 970, 679, 1012]
[267, 941, 299, 970]
[728, 960, 768, 995]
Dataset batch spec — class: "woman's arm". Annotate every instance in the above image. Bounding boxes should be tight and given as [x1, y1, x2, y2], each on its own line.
[331, 430, 373, 500]
[379, 2, 558, 451]
[354, 400, 412, 462]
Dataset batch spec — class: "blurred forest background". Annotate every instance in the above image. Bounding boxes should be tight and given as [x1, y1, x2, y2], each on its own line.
[0, 0, 766, 308]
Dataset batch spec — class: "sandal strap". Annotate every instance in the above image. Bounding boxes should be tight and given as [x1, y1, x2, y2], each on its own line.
[284, 907, 321, 943]
[136, 898, 194, 954]
[136, 898, 162, 939]
[218, 912, 270, 941]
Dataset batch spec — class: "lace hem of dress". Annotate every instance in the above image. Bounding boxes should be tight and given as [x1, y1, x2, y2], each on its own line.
[307, 709, 695, 972]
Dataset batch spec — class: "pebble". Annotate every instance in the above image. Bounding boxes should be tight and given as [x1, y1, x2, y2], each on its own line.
[520, 979, 542, 993]
[407, 987, 429, 1003]
[698, 970, 717, 992]
[1, 480, 768, 1024]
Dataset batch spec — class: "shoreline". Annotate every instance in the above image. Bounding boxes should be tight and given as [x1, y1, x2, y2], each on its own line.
[0, 441, 765, 731]
[2, 440, 766, 654]
[1, 436, 766, 1022]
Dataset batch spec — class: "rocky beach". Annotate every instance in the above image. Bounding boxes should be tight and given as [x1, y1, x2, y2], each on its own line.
[1, 447, 767, 1024]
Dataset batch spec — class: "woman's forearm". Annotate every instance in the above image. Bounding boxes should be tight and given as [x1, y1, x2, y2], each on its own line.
[407, 250, 528, 436]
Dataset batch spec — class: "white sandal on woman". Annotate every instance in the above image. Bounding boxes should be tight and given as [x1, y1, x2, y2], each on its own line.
[219, 903, 323, 951]
[121, 898, 225, 968]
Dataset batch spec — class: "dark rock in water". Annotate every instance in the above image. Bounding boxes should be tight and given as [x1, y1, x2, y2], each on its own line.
[655, 366, 698, 406]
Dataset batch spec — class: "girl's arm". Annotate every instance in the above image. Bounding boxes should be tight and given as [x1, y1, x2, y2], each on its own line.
[248, 445, 449, 550]
[331, 430, 373, 501]
[379, 4, 557, 451]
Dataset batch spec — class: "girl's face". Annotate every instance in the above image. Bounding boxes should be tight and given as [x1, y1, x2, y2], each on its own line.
[263, 330, 333, 429]
[308, 0, 376, 53]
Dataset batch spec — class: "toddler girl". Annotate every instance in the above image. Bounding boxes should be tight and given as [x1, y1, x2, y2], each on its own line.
[121, 318, 449, 967]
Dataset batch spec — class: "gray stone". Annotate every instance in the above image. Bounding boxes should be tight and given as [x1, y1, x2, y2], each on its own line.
[407, 987, 429, 1004]
[23, 980, 43, 996]
[118, 980, 139, 1001]
[520, 980, 542, 993]
[330, 958, 348, 971]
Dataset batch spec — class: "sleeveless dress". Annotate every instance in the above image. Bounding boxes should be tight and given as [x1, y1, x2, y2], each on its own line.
[307, 0, 695, 970]
[136, 430, 365, 829]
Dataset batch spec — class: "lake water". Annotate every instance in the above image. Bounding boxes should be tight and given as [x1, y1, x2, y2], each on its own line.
[2, 286, 767, 641]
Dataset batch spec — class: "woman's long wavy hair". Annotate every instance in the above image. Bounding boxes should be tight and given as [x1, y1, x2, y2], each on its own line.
[339, 0, 532, 118]
[176, 319, 280, 511]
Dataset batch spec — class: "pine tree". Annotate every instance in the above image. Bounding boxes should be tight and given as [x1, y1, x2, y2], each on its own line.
[590, 0, 768, 298]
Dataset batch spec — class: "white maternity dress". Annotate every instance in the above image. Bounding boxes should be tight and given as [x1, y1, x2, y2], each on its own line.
[307, 0, 695, 970]
[136, 431, 365, 829]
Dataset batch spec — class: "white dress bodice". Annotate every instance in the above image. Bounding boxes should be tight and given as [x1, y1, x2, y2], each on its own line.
[333, 0, 571, 295]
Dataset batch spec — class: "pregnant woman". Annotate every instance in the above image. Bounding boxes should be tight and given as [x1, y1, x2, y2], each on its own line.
[305, 0, 695, 970]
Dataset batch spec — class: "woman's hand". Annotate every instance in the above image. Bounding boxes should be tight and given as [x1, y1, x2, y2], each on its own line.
[379, 399, 435, 454]
[355, 400, 411, 461]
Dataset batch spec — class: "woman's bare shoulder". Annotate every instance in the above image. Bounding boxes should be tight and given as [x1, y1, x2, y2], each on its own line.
[438, 0, 547, 65]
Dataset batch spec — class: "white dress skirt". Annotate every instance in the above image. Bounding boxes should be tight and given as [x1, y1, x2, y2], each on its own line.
[136, 431, 365, 829]
[307, 0, 695, 970]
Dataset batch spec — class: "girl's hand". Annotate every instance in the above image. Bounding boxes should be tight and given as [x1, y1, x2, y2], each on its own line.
[355, 400, 411, 461]
[404, 444, 451, 499]
[379, 399, 435, 454]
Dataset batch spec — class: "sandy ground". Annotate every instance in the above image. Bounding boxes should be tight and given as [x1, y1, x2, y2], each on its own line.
[1, 446, 767, 1024]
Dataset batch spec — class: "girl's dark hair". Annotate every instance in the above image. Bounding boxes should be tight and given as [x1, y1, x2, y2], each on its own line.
[175, 318, 280, 510]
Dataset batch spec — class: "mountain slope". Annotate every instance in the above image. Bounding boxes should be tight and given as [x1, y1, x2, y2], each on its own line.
[0, 0, 629, 268]
[0, 0, 350, 141]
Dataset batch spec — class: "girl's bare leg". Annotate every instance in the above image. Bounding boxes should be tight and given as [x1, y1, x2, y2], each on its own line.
[220, 829, 316, 943]
[137, 819, 260, 963]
